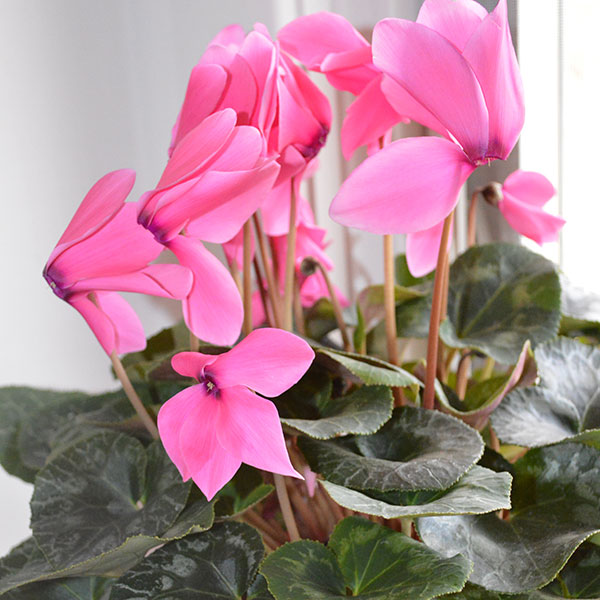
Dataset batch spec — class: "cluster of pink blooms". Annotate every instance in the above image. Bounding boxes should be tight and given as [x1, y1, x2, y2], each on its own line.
[44, 0, 564, 500]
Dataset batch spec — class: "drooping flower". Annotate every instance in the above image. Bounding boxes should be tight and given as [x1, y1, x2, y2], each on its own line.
[330, 0, 525, 246]
[158, 328, 314, 500]
[279, 11, 407, 159]
[138, 109, 280, 345]
[491, 170, 565, 244]
[44, 169, 192, 355]
[169, 23, 331, 237]
[404, 170, 564, 277]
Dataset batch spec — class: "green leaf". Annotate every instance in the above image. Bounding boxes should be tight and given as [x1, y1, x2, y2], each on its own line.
[316, 348, 420, 387]
[321, 466, 511, 519]
[542, 542, 600, 599]
[0, 495, 213, 595]
[559, 275, 600, 340]
[109, 522, 264, 599]
[2, 575, 113, 599]
[305, 298, 339, 341]
[299, 406, 484, 492]
[492, 338, 600, 447]
[215, 464, 274, 518]
[442, 582, 557, 599]
[437, 342, 530, 428]
[247, 574, 275, 599]
[0, 387, 86, 482]
[260, 516, 471, 599]
[418, 442, 600, 593]
[282, 385, 393, 440]
[30, 431, 191, 570]
[395, 253, 434, 288]
[353, 302, 367, 354]
[440, 243, 561, 364]
[272, 364, 333, 420]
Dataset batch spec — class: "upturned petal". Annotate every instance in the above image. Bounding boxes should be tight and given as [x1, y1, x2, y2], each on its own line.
[166, 235, 243, 346]
[217, 385, 301, 478]
[57, 169, 136, 247]
[171, 351, 220, 380]
[406, 219, 454, 277]
[498, 193, 565, 245]
[462, 0, 524, 160]
[503, 170, 556, 207]
[417, 0, 487, 51]
[169, 64, 228, 154]
[330, 136, 476, 235]
[207, 328, 315, 397]
[373, 18, 488, 160]
[341, 75, 403, 160]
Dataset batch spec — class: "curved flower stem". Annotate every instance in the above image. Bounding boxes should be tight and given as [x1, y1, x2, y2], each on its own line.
[274, 473, 300, 541]
[254, 257, 275, 328]
[467, 189, 480, 248]
[293, 278, 306, 336]
[283, 180, 298, 331]
[189, 332, 200, 353]
[437, 251, 451, 382]
[253, 213, 283, 328]
[423, 211, 455, 410]
[242, 219, 253, 336]
[383, 234, 400, 365]
[110, 351, 159, 439]
[309, 256, 352, 352]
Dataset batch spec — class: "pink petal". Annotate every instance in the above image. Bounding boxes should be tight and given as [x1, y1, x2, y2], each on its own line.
[57, 169, 135, 247]
[68, 293, 117, 356]
[171, 351, 220, 381]
[170, 386, 242, 499]
[239, 31, 278, 134]
[277, 56, 331, 157]
[68, 264, 193, 299]
[320, 47, 377, 95]
[94, 292, 147, 354]
[183, 161, 280, 244]
[330, 136, 475, 234]
[260, 176, 301, 237]
[406, 219, 454, 278]
[218, 385, 301, 478]
[222, 226, 247, 271]
[166, 235, 243, 345]
[49, 204, 163, 288]
[503, 170, 556, 207]
[303, 468, 318, 497]
[278, 12, 370, 71]
[169, 64, 228, 154]
[207, 328, 314, 397]
[341, 75, 402, 160]
[157, 386, 201, 480]
[208, 24, 246, 50]
[68, 292, 145, 355]
[417, 0, 487, 51]
[462, 0, 524, 160]
[157, 109, 237, 189]
[373, 18, 488, 160]
[498, 193, 565, 245]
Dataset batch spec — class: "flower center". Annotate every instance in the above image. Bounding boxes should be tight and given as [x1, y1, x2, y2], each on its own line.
[200, 374, 220, 397]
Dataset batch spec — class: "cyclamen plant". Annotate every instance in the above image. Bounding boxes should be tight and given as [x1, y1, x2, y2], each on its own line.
[4, 1, 600, 599]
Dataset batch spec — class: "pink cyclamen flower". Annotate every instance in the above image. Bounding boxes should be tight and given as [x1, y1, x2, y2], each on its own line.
[330, 0, 525, 247]
[138, 109, 280, 345]
[495, 170, 565, 244]
[279, 11, 407, 159]
[44, 170, 192, 355]
[170, 23, 331, 237]
[158, 328, 315, 500]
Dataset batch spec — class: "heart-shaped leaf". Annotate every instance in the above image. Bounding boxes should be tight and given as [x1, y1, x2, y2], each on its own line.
[0, 387, 86, 482]
[109, 522, 264, 599]
[30, 432, 191, 570]
[321, 466, 511, 519]
[260, 516, 471, 599]
[299, 407, 483, 492]
[418, 442, 600, 593]
[316, 348, 420, 387]
[282, 385, 393, 439]
[440, 243, 561, 364]
[492, 338, 600, 447]
[1, 573, 113, 600]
